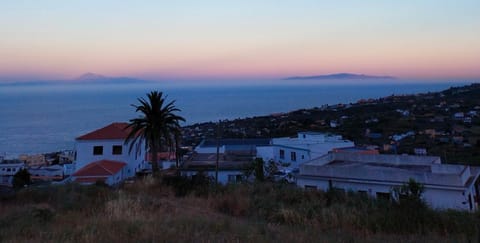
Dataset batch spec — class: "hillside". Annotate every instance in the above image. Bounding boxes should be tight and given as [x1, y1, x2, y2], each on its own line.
[0, 178, 477, 242]
[183, 83, 480, 164]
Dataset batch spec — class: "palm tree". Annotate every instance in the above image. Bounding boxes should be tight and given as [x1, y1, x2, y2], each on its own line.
[125, 91, 185, 173]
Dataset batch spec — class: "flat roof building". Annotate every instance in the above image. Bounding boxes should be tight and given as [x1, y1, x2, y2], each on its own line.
[297, 152, 480, 211]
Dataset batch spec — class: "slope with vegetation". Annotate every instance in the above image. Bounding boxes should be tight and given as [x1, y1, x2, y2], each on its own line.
[1, 177, 479, 242]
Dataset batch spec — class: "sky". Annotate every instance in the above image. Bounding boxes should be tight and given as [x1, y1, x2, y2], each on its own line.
[0, 0, 479, 82]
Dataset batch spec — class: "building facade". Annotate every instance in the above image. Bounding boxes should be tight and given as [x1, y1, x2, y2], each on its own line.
[74, 122, 146, 179]
[256, 132, 355, 168]
[296, 152, 480, 211]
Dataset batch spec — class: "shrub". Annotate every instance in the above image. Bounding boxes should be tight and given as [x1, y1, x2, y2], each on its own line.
[12, 169, 31, 189]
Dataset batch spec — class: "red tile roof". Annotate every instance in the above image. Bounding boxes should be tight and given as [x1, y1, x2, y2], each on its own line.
[73, 160, 127, 177]
[74, 177, 107, 183]
[76, 122, 132, 140]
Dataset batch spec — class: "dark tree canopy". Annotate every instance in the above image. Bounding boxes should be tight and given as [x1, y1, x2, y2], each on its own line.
[125, 91, 185, 173]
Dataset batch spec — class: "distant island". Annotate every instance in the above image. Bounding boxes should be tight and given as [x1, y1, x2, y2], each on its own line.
[0, 72, 151, 86]
[69, 72, 150, 84]
[284, 73, 396, 80]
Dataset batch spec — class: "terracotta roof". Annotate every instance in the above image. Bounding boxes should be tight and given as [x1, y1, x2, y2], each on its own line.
[73, 160, 127, 177]
[74, 177, 107, 183]
[76, 122, 132, 140]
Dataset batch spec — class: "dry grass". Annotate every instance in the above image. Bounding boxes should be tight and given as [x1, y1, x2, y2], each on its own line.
[0, 178, 477, 242]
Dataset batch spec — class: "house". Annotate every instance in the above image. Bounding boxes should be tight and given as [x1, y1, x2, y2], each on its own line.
[72, 160, 128, 185]
[0, 162, 25, 187]
[180, 153, 250, 184]
[256, 132, 354, 169]
[454, 112, 465, 120]
[28, 164, 64, 181]
[296, 152, 480, 211]
[73, 122, 146, 180]
[0, 162, 25, 176]
[183, 138, 271, 184]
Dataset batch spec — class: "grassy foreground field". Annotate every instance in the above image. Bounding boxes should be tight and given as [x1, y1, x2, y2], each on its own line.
[1, 177, 479, 243]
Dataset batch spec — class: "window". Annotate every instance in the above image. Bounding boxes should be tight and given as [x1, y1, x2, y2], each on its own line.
[93, 146, 103, 155]
[358, 190, 368, 197]
[279, 149, 285, 159]
[112, 145, 122, 155]
[301, 155, 305, 160]
[305, 185, 317, 190]
[291, 152, 297, 161]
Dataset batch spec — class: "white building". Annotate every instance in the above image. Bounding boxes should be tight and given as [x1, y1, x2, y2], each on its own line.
[297, 152, 480, 211]
[28, 164, 64, 181]
[74, 122, 147, 179]
[180, 153, 249, 184]
[182, 138, 270, 184]
[0, 162, 25, 176]
[256, 132, 354, 168]
[0, 162, 25, 187]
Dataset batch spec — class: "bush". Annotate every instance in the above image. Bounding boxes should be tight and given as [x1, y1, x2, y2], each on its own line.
[12, 169, 30, 189]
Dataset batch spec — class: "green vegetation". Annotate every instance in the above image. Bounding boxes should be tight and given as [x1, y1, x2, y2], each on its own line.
[1, 178, 479, 242]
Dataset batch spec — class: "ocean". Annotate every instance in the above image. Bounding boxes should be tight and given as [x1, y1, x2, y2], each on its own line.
[0, 81, 469, 157]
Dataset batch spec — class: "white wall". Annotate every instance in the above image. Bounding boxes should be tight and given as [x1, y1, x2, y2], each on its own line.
[74, 139, 146, 177]
[297, 177, 476, 211]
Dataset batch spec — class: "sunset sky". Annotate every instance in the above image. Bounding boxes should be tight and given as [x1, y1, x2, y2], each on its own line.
[0, 0, 479, 82]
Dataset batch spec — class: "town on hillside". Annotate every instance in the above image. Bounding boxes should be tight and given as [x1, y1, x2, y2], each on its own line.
[1, 84, 480, 212]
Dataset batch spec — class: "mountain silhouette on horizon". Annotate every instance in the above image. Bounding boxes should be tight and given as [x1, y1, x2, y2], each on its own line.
[284, 73, 396, 80]
[70, 72, 149, 84]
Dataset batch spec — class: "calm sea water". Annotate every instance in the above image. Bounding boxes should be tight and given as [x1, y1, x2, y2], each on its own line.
[0, 81, 469, 156]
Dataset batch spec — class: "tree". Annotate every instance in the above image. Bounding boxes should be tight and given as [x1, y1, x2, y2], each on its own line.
[13, 169, 31, 189]
[125, 91, 185, 173]
[244, 158, 265, 182]
[392, 178, 425, 207]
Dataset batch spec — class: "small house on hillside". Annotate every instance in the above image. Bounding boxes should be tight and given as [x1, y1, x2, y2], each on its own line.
[73, 122, 147, 182]
[181, 153, 250, 184]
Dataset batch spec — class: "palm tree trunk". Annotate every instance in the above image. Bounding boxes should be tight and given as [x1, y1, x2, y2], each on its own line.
[151, 147, 159, 173]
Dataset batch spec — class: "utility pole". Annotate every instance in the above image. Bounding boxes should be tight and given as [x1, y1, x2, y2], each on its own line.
[215, 120, 221, 186]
